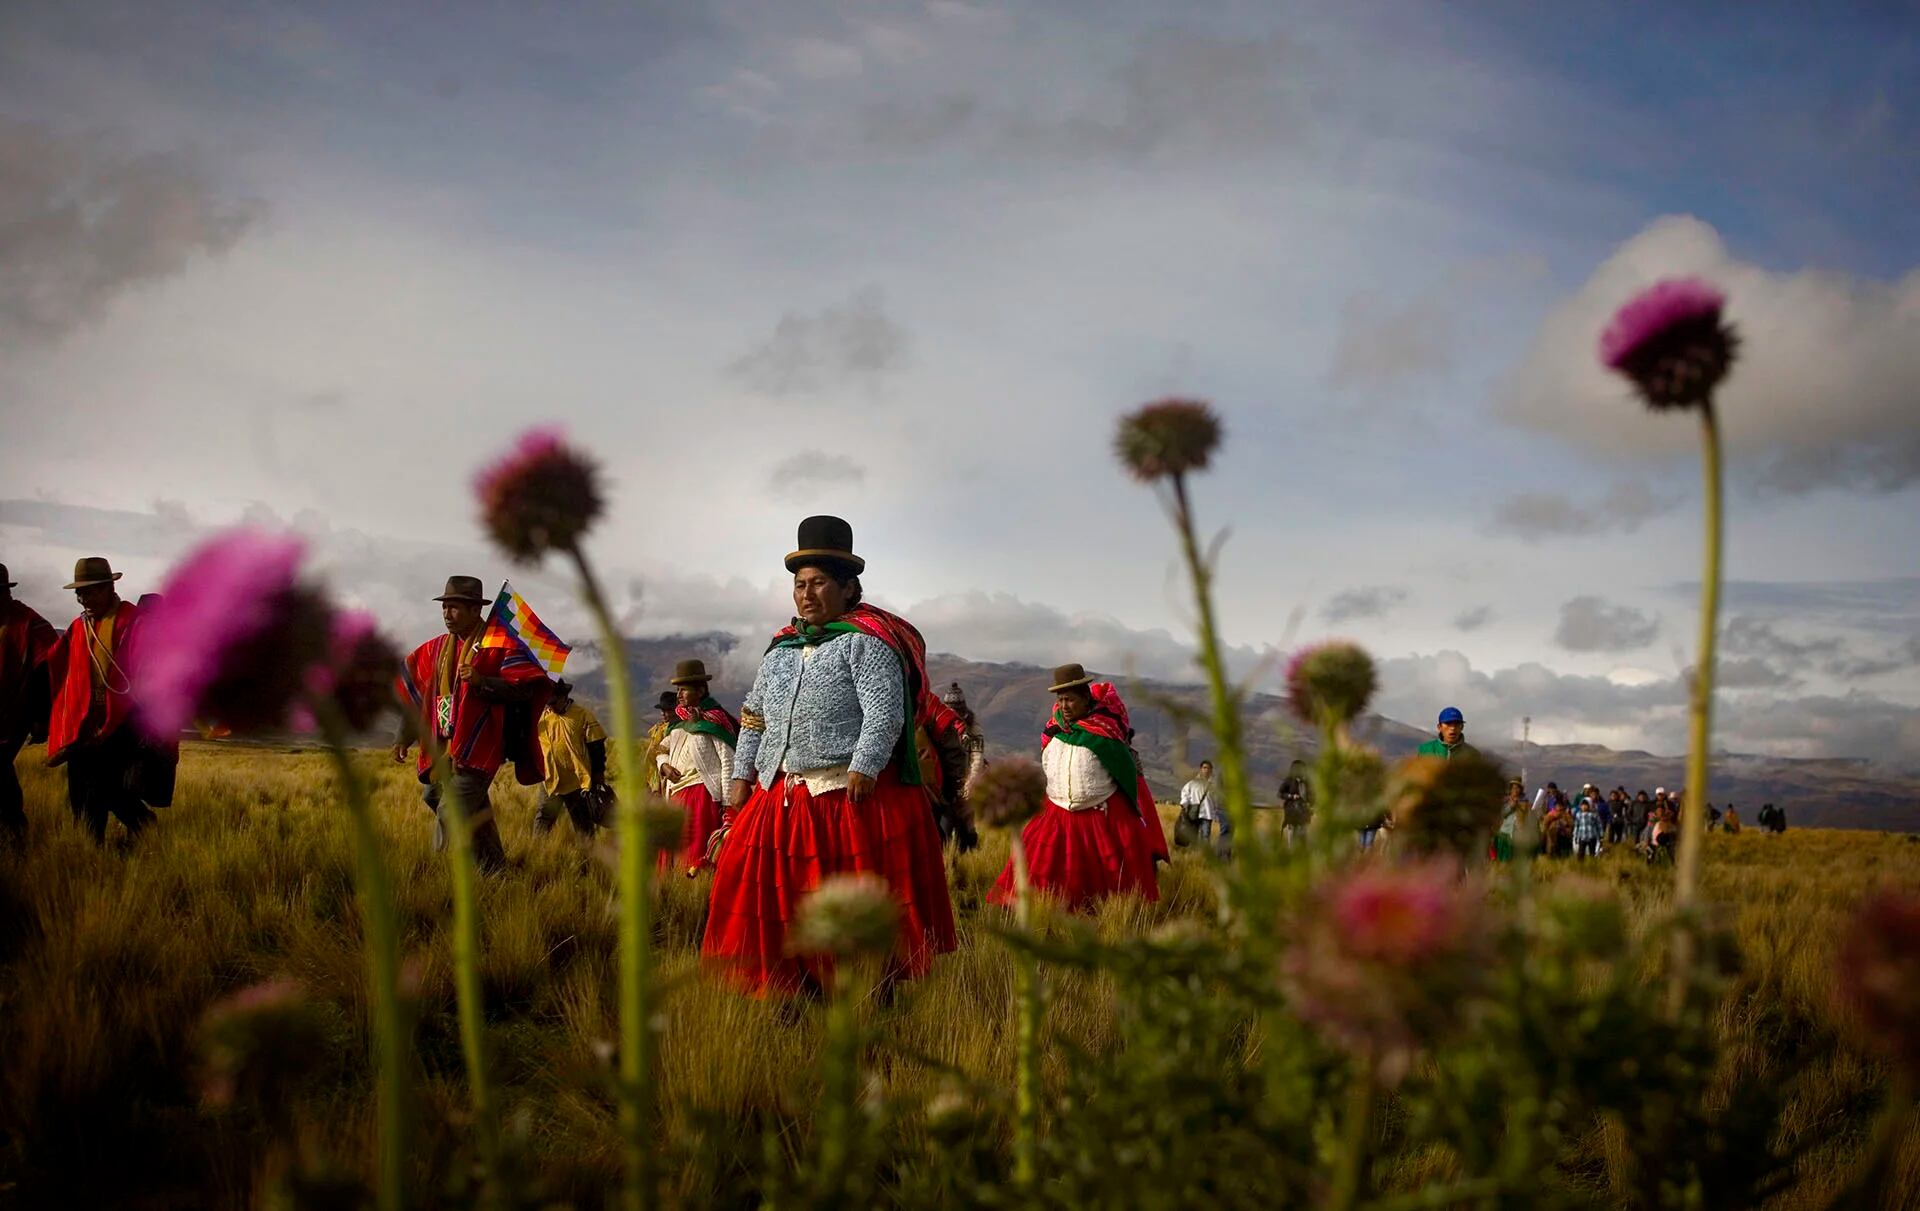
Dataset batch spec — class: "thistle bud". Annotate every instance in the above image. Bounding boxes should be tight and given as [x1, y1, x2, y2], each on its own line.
[1285, 641, 1378, 728]
[1599, 277, 1740, 411]
[788, 873, 901, 962]
[305, 609, 402, 731]
[966, 757, 1049, 829]
[1114, 397, 1222, 482]
[474, 427, 604, 561]
[1387, 750, 1509, 859]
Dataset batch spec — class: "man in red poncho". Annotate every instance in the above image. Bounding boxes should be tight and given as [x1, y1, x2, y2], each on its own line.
[0, 563, 58, 839]
[988, 664, 1164, 910]
[392, 575, 550, 873]
[44, 557, 156, 842]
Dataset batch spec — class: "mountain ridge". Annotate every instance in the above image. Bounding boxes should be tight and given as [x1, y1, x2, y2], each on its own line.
[568, 634, 1920, 833]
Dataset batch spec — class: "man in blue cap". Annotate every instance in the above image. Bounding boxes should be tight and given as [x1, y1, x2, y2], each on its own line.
[1417, 706, 1477, 760]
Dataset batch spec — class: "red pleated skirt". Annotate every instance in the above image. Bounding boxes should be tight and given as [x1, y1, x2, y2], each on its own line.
[987, 793, 1161, 912]
[701, 769, 958, 995]
[663, 782, 726, 872]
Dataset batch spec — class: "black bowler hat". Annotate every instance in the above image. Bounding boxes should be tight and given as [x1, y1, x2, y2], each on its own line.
[656, 691, 678, 711]
[784, 515, 865, 577]
[0, 563, 15, 589]
[1047, 663, 1095, 694]
[434, 575, 489, 604]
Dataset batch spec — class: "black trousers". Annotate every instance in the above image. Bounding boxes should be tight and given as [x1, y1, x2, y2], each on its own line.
[421, 766, 508, 872]
[65, 728, 155, 842]
[1, 734, 25, 837]
[535, 787, 601, 837]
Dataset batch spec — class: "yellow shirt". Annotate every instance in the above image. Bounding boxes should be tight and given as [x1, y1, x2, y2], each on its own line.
[644, 720, 671, 794]
[88, 613, 117, 692]
[539, 703, 607, 796]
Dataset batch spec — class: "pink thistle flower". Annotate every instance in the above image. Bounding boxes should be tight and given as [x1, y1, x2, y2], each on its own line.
[1281, 859, 1492, 1071]
[1327, 860, 1474, 963]
[1834, 888, 1920, 1081]
[303, 608, 402, 731]
[966, 756, 1050, 829]
[1598, 277, 1740, 411]
[198, 977, 323, 1111]
[1114, 398, 1222, 482]
[135, 529, 331, 741]
[1285, 640, 1377, 728]
[474, 426, 603, 561]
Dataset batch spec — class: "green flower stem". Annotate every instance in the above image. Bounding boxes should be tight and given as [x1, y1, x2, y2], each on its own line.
[817, 970, 862, 1193]
[1327, 1062, 1375, 1211]
[1168, 473, 1259, 884]
[569, 543, 655, 1211]
[313, 701, 409, 1211]
[1671, 398, 1723, 1013]
[422, 728, 496, 1195]
[1011, 833, 1039, 1192]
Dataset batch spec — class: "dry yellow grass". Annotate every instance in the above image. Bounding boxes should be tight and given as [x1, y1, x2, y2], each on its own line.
[1, 741, 1916, 1208]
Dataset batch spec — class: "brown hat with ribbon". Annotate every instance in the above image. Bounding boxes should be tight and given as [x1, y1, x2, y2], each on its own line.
[784, 515, 865, 577]
[64, 557, 123, 590]
[670, 659, 712, 686]
[1047, 663, 1095, 694]
[433, 575, 489, 604]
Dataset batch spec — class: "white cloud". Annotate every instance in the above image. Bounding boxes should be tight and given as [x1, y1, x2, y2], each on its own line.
[1497, 215, 1920, 492]
[1489, 478, 1682, 540]
[0, 117, 261, 344]
[1554, 595, 1660, 652]
[789, 36, 864, 80]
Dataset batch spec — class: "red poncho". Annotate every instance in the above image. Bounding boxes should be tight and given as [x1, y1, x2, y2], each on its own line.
[396, 633, 550, 783]
[46, 600, 142, 762]
[0, 598, 57, 740]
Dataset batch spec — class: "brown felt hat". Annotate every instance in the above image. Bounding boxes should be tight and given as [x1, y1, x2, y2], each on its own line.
[670, 659, 712, 686]
[1047, 663, 1095, 694]
[1, 563, 15, 589]
[784, 515, 865, 577]
[64, 556, 123, 590]
[433, 575, 489, 604]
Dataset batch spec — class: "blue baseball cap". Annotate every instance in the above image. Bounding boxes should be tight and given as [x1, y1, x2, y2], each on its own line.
[1437, 706, 1464, 725]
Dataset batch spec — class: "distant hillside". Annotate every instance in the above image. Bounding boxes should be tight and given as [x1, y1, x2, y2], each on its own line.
[571, 635, 1920, 833]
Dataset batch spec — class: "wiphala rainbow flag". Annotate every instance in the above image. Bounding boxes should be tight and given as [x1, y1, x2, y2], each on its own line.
[479, 581, 571, 675]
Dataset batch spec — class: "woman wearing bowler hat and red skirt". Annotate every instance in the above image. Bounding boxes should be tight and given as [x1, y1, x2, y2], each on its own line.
[701, 516, 957, 996]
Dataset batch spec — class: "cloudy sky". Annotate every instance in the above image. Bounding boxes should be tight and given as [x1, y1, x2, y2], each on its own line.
[4, 1, 1918, 769]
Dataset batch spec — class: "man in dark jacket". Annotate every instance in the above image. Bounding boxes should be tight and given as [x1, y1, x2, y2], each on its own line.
[0, 564, 58, 839]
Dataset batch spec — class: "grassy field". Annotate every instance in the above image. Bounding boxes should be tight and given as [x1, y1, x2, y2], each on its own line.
[2, 740, 1917, 1209]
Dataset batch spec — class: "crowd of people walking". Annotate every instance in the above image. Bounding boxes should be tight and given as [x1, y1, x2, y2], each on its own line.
[0, 516, 1792, 1000]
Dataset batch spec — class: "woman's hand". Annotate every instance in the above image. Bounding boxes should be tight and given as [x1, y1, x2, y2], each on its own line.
[726, 778, 753, 809]
[847, 771, 875, 802]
